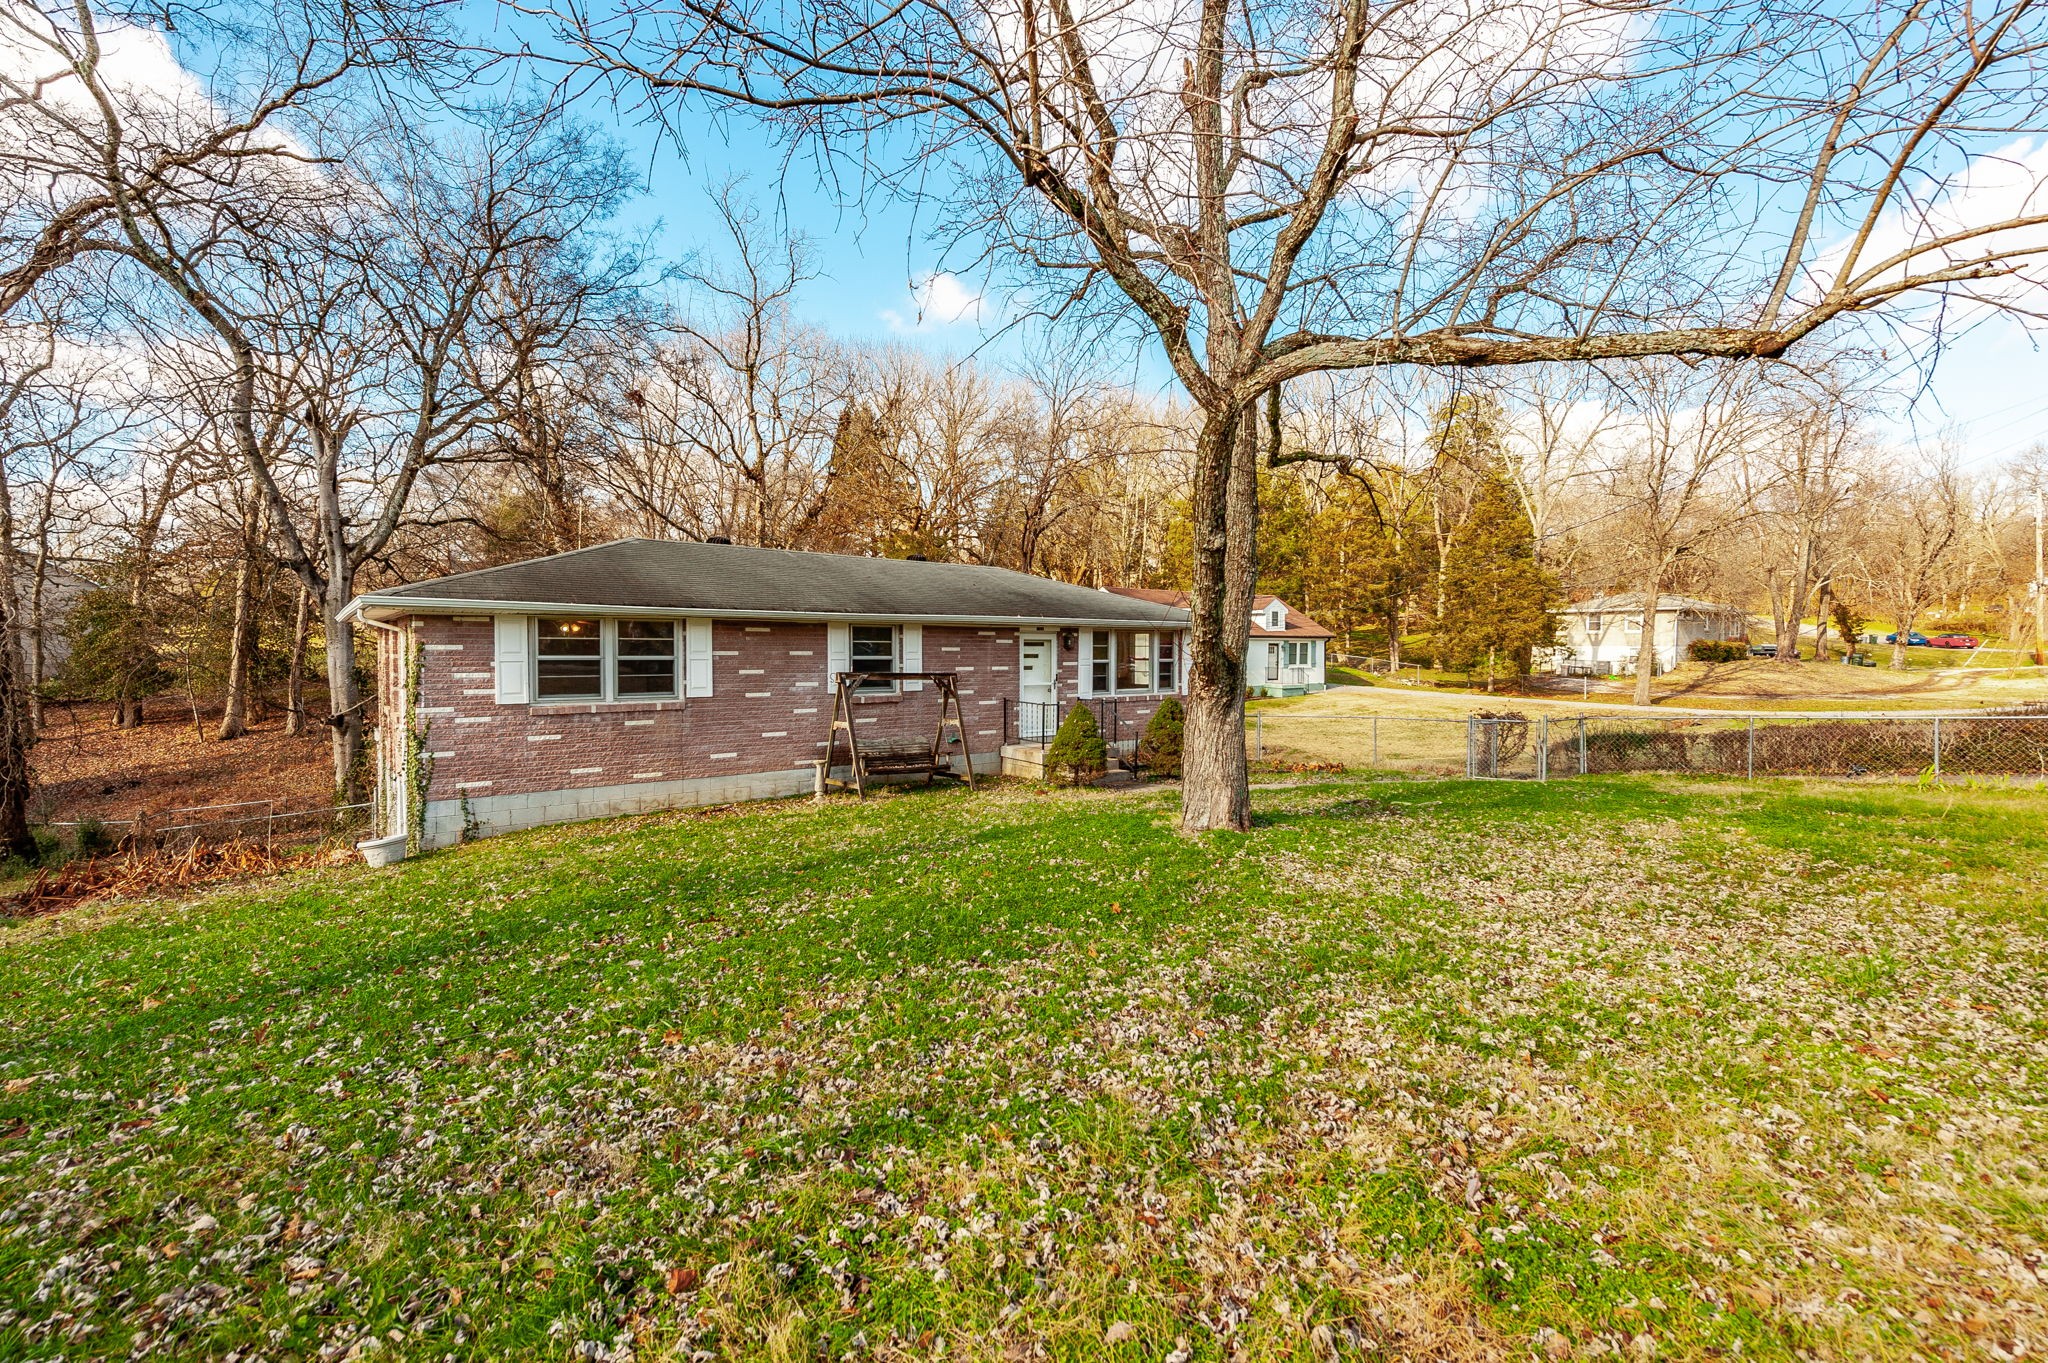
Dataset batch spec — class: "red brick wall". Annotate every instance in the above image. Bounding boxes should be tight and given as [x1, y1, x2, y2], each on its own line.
[397, 617, 1034, 803]
[373, 616, 1188, 810]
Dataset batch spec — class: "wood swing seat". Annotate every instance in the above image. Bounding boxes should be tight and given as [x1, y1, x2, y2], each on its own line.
[820, 672, 979, 798]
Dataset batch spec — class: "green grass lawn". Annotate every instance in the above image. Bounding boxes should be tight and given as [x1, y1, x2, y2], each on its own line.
[4, 778, 2045, 1361]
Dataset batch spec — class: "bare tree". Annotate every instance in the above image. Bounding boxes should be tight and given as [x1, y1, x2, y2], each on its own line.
[0, 0, 436, 319]
[1739, 368, 1870, 666]
[1857, 452, 1968, 669]
[606, 186, 845, 545]
[523, 0, 2048, 828]
[1600, 365, 1763, 705]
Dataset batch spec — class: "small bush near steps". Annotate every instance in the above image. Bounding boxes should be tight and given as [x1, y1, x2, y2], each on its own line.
[1137, 696, 1186, 777]
[1043, 704, 1107, 784]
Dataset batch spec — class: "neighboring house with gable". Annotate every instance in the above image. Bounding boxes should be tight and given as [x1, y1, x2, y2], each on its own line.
[342, 539, 1191, 849]
[1106, 589, 1334, 696]
[1555, 594, 1747, 675]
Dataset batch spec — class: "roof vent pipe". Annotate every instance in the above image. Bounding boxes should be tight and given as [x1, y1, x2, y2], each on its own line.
[705, 535, 732, 544]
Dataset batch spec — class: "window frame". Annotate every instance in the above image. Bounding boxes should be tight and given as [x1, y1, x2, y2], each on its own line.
[531, 617, 682, 704]
[534, 617, 605, 701]
[1091, 629, 1183, 695]
[613, 619, 679, 699]
[849, 623, 899, 693]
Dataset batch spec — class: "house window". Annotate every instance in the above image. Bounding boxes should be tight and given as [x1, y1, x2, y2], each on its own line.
[1283, 640, 1312, 667]
[1113, 630, 1152, 692]
[1093, 630, 1175, 693]
[850, 625, 896, 690]
[615, 620, 677, 696]
[1266, 606, 1286, 630]
[536, 618, 602, 699]
[1585, 613, 1603, 635]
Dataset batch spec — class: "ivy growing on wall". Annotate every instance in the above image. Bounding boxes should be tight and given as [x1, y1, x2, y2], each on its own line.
[404, 636, 433, 857]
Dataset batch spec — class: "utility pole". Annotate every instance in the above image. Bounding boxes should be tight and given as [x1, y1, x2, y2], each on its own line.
[2035, 488, 2045, 666]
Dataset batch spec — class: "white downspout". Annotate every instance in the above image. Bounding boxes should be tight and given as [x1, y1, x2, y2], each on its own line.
[357, 615, 410, 841]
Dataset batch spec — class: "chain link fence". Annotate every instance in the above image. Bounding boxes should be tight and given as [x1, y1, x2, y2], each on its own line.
[41, 799, 371, 852]
[1249, 709, 2048, 781]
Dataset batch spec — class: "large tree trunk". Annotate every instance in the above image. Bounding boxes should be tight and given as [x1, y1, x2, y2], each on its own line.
[1179, 408, 1258, 833]
[1890, 618, 1910, 670]
[0, 587, 35, 861]
[284, 580, 311, 736]
[1775, 532, 1814, 665]
[323, 589, 367, 804]
[1631, 579, 1662, 707]
[217, 486, 265, 740]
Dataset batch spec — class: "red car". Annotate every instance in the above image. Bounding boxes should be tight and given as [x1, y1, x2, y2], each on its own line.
[1926, 634, 1980, 649]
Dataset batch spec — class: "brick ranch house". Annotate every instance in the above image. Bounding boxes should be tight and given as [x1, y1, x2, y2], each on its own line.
[342, 539, 1191, 849]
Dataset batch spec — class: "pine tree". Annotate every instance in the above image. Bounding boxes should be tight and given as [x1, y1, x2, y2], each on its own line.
[1043, 703, 1107, 784]
[1437, 469, 1559, 691]
[60, 590, 173, 721]
[1137, 696, 1185, 776]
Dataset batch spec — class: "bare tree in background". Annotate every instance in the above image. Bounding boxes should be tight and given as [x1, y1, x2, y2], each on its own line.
[1602, 365, 1764, 705]
[610, 186, 845, 545]
[522, 0, 2048, 828]
[0, 0, 439, 319]
[1740, 368, 1870, 666]
[1858, 453, 1969, 669]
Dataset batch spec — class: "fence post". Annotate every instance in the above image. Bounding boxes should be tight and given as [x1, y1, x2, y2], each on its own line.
[1578, 719, 1587, 776]
[1372, 715, 1381, 767]
[1932, 716, 1942, 781]
[1255, 713, 1264, 759]
[1538, 716, 1548, 782]
[1746, 718, 1755, 780]
[1466, 715, 1477, 778]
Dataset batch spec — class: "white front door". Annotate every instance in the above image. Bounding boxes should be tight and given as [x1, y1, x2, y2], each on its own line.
[1019, 634, 1056, 739]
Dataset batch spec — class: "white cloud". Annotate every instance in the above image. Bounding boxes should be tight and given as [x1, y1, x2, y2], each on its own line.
[880, 273, 986, 333]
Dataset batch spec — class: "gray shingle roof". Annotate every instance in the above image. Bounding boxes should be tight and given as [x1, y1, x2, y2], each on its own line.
[1564, 593, 1743, 616]
[349, 539, 1190, 626]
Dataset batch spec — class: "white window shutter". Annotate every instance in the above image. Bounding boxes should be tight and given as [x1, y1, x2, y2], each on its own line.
[1078, 630, 1093, 697]
[901, 623, 923, 690]
[684, 618, 714, 696]
[493, 615, 529, 704]
[826, 623, 850, 691]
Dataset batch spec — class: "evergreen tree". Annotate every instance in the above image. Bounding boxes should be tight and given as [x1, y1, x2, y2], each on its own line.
[1043, 703, 1107, 784]
[1437, 469, 1559, 691]
[1136, 696, 1185, 776]
[59, 590, 173, 723]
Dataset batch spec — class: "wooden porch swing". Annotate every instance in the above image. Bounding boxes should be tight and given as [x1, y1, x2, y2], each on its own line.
[820, 671, 979, 798]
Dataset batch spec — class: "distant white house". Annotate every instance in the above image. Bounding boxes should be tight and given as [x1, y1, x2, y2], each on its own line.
[1107, 589, 1334, 696]
[1555, 594, 1746, 675]
[10, 561, 98, 687]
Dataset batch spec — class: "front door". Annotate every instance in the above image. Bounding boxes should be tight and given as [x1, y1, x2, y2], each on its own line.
[1019, 634, 1056, 739]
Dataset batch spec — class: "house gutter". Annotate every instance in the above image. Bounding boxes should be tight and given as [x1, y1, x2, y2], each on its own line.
[339, 594, 1190, 630]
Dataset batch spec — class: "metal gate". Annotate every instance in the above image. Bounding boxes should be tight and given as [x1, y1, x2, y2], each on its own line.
[1467, 714, 1543, 779]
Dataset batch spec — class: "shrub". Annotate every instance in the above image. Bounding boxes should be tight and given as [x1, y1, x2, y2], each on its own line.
[1137, 697, 1186, 777]
[73, 819, 116, 858]
[1689, 638, 1748, 663]
[1043, 704, 1107, 785]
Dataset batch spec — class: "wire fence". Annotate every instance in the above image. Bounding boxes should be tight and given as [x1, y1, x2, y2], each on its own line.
[41, 799, 372, 852]
[1249, 710, 2048, 781]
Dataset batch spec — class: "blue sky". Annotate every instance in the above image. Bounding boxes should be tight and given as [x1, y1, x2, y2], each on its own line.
[625, 116, 2048, 466]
